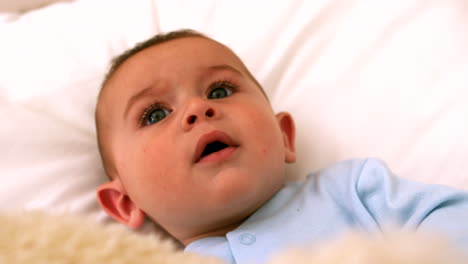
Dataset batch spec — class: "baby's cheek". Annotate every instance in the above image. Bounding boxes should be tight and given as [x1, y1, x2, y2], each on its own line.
[128, 140, 165, 178]
[246, 110, 283, 149]
[141, 138, 170, 162]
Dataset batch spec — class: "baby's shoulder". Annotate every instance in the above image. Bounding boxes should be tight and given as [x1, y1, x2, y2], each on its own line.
[306, 157, 389, 180]
[301, 158, 393, 194]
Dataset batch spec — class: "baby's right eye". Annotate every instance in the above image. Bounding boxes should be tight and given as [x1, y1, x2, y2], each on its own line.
[141, 104, 171, 126]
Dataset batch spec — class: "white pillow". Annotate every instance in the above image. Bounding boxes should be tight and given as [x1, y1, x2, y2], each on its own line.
[0, 0, 157, 220]
[1, 0, 467, 226]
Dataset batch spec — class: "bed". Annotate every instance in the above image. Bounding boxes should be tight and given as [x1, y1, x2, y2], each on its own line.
[1, 0, 467, 262]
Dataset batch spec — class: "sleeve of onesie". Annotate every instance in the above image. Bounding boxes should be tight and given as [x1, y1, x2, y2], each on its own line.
[350, 158, 468, 252]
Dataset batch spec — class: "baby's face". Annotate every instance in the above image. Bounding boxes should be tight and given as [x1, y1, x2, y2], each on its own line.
[98, 37, 295, 241]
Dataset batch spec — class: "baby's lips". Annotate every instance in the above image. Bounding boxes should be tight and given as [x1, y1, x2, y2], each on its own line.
[194, 130, 238, 163]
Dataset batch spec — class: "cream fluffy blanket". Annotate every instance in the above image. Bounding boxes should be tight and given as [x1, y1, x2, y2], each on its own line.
[1, 211, 466, 264]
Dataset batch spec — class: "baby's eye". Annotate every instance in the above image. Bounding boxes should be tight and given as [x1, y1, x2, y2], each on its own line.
[141, 105, 171, 126]
[208, 81, 235, 99]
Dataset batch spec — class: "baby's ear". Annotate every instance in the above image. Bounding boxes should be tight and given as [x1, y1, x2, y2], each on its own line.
[97, 179, 145, 229]
[276, 112, 296, 163]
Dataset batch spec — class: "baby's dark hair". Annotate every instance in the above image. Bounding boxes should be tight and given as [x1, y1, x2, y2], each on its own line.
[95, 29, 266, 179]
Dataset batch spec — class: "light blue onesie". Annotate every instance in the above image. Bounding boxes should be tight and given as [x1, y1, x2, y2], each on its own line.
[185, 158, 468, 264]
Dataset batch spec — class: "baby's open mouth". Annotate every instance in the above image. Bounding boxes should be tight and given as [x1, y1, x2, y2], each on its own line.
[194, 130, 238, 163]
[200, 141, 229, 158]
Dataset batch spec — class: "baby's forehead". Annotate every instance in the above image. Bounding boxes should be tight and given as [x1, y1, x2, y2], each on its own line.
[126, 37, 243, 70]
[99, 36, 248, 100]
[107, 37, 247, 87]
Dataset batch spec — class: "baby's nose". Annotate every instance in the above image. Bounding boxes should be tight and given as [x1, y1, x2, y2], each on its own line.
[182, 99, 217, 131]
[186, 108, 215, 124]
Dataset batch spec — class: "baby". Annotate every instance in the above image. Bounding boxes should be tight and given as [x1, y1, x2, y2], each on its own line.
[95, 29, 468, 264]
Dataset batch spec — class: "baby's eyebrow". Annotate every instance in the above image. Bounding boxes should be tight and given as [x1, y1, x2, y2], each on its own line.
[207, 64, 242, 75]
[124, 86, 154, 120]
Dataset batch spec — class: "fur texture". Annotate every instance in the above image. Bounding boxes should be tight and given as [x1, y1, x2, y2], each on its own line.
[0, 211, 220, 264]
[1, 211, 466, 264]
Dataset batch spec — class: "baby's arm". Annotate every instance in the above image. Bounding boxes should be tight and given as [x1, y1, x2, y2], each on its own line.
[350, 158, 468, 251]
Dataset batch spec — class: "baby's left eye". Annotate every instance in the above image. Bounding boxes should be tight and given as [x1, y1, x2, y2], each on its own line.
[208, 82, 235, 99]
